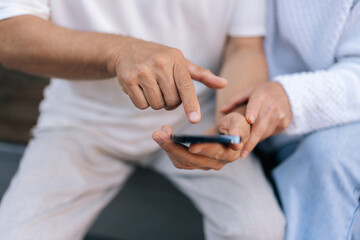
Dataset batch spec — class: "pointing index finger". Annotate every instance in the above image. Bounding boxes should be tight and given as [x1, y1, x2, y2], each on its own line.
[173, 60, 201, 123]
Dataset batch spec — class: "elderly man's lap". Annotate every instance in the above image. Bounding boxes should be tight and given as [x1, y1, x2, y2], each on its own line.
[0, 127, 285, 240]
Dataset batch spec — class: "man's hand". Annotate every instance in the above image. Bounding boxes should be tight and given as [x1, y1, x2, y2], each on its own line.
[0, 16, 227, 124]
[222, 82, 292, 159]
[107, 39, 227, 123]
[152, 112, 250, 170]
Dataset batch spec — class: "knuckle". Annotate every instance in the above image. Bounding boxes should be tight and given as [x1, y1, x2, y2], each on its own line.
[131, 97, 149, 110]
[150, 101, 165, 110]
[204, 69, 211, 74]
[217, 126, 228, 135]
[150, 105, 163, 110]
[214, 150, 223, 161]
[137, 65, 152, 78]
[201, 68, 211, 76]
[278, 112, 286, 120]
[276, 115, 291, 131]
[169, 48, 184, 58]
[153, 54, 168, 68]
[122, 75, 138, 87]
[136, 102, 149, 110]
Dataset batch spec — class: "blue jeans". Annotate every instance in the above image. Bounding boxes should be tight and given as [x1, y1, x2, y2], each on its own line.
[271, 122, 360, 240]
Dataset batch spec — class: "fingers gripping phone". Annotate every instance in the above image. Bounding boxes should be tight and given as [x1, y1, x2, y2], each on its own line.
[172, 135, 241, 145]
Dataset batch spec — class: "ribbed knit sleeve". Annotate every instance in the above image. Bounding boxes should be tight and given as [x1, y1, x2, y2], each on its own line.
[274, 1, 360, 135]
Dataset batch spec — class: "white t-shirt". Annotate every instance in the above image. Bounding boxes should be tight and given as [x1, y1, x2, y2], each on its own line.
[0, 0, 265, 158]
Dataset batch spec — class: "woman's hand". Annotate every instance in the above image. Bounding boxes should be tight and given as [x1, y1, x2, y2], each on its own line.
[222, 82, 292, 158]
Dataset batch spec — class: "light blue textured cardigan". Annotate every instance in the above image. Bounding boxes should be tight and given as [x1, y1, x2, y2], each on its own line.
[265, 0, 360, 135]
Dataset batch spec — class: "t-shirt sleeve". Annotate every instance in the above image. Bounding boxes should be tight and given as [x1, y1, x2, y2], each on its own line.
[228, 0, 266, 37]
[0, 0, 50, 21]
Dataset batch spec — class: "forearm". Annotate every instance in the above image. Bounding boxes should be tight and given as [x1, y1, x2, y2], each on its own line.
[216, 37, 268, 122]
[0, 15, 129, 79]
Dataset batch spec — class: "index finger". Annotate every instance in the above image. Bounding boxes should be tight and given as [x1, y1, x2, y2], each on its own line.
[173, 60, 201, 124]
[245, 91, 264, 124]
[240, 106, 271, 159]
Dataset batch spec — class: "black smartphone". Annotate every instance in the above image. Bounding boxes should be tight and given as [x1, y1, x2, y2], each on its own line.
[172, 135, 241, 145]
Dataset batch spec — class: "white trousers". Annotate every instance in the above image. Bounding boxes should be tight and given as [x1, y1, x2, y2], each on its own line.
[0, 127, 285, 240]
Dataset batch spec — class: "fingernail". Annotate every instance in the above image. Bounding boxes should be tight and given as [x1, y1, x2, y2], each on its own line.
[189, 111, 200, 122]
[240, 150, 249, 159]
[190, 148, 201, 154]
[249, 115, 255, 124]
[154, 137, 163, 145]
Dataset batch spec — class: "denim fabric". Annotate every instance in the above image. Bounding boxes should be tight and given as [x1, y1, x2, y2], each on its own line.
[272, 122, 360, 240]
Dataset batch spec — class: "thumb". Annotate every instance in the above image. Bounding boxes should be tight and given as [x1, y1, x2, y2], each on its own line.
[152, 125, 173, 152]
[187, 60, 227, 89]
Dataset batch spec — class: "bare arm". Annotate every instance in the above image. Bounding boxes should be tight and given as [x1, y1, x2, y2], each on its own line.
[216, 37, 268, 122]
[0, 15, 227, 122]
[0, 15, 117, 79]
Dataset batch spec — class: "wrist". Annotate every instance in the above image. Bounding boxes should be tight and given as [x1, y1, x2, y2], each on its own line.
[103, 35, 133, 77]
